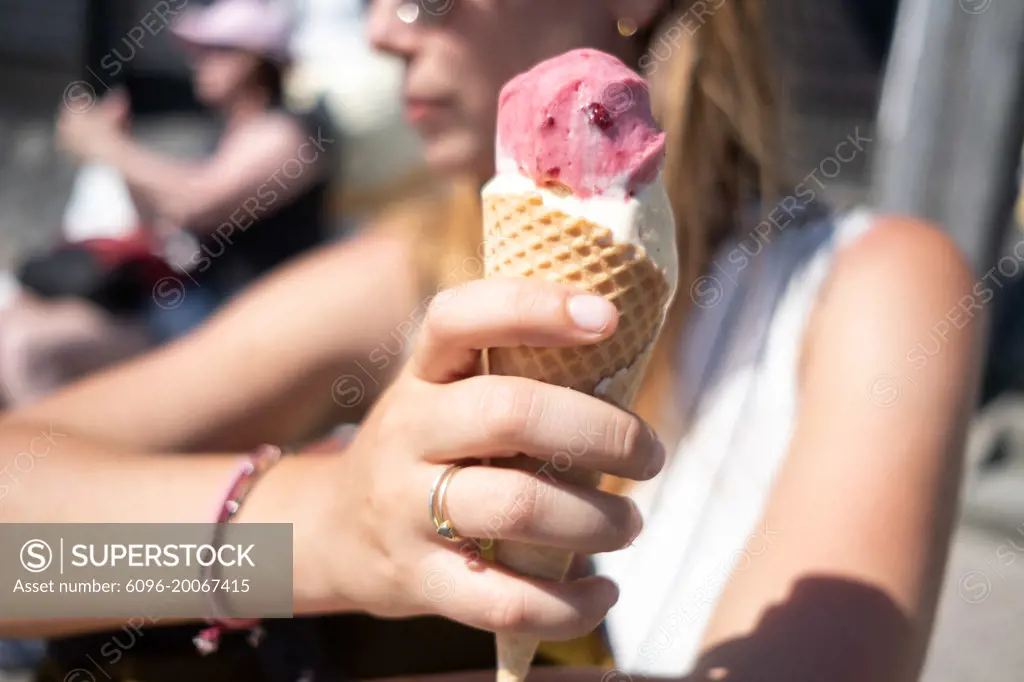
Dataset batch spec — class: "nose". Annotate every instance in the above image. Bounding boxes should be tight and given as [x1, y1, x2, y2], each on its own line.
[367, 0, 419, 59]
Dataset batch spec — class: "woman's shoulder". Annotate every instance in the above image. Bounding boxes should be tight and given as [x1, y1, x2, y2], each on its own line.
[261, 98, 340, 148]
[215, 111, 315, 162]
[226, 100, 336, 148]
[362, 178, 485, 289]
[803, 212, 980, 385]
[312, 186, 465, 302]
[825, 213, 974, 314]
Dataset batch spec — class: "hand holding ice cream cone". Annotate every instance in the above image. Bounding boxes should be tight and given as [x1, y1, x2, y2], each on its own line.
[481, 49, 679, 682]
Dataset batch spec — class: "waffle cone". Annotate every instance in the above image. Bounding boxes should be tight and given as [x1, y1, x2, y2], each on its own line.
[482, 191, 671, 681]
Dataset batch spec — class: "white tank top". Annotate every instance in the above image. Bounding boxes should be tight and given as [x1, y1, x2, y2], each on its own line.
[595, 208, 876, 676]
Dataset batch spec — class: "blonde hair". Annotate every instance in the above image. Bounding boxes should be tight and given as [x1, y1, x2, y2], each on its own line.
[393, 0, 780, 433]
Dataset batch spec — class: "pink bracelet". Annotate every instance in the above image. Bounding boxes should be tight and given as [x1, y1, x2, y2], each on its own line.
[193, 444, 284, 655]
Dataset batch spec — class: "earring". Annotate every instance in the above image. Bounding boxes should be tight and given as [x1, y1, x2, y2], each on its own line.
[397, 2, 420, 24]
[617, 17, 638, 37]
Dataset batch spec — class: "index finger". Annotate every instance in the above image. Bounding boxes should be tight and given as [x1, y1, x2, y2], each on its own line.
[410, 277, 619, 384]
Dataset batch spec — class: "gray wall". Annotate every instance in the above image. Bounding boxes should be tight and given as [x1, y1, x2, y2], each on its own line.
[0, 0, 86, 70]
[0, 0, 190, 75]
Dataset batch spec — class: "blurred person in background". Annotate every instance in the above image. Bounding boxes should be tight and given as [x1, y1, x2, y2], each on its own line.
[0, 1, 980, 681]
[0, 0, 337, 408]
[56, 0, 338, 340]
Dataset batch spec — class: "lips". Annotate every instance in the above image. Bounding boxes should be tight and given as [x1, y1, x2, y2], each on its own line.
[404, 95, 449, 125]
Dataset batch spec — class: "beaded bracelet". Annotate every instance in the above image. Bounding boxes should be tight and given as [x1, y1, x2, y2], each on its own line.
[194, 444, 284, 655]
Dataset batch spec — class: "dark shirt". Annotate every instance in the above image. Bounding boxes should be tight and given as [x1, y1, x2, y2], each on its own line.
[187, 101, 338, 297]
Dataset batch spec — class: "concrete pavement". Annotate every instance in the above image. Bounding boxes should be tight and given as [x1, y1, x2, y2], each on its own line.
[922, 520, 1024, 682]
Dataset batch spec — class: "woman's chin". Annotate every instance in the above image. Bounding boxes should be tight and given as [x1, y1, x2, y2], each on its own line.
[193, 85, 228, 109]
[422, 133, 492, 182]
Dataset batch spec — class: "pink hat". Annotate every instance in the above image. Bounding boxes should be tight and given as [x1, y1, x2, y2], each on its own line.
[171, 0, 293, 63]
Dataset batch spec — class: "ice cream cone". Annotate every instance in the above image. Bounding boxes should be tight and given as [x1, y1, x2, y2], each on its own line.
[481, 46, 677, 682]
[483, 190, 671, 682]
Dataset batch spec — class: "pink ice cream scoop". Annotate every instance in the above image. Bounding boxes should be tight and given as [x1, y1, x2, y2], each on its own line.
[496, 48, 666, 199]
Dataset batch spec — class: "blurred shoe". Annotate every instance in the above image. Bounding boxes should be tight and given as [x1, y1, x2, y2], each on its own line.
[0, 639, 45, 672]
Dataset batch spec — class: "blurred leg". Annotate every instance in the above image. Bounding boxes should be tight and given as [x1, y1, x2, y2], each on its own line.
[145, 281, 225, 344]
[0, 638, 46, 672]
[0, 295, 153, 408]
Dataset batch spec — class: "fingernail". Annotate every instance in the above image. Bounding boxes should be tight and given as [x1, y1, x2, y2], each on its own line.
[628, 500, 644, 544]
[645, 437, 666, 479]
[567, 295, 616, 333]
[601, 579, 621, 607]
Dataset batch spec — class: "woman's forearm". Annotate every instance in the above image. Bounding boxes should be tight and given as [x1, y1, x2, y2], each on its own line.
[0, 422, 235, 638]
[0, 420, 242, 525]
[98, 133, 207, 227]
[11, 233, 416, 453]
[99, 116, 328, 231]
[127, 182, 160, 228]
[0, 420, 351, 637]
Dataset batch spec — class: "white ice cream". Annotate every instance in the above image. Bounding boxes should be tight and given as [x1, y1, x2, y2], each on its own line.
[482, 166, 679, 298]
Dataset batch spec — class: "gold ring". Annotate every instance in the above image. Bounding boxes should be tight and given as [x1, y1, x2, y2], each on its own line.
[429, 464, 463, 542]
